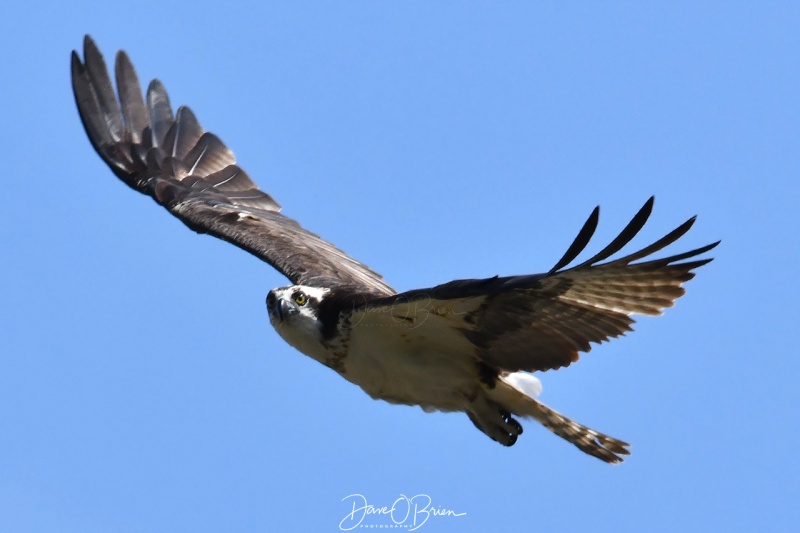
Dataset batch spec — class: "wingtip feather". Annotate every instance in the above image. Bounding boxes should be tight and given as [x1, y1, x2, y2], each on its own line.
[547, 205, 599, 275]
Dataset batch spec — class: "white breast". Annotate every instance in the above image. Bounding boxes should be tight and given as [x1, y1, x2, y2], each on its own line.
[341, 302, 481, 412]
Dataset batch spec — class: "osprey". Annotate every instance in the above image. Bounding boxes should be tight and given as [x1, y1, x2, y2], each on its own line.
[72, 36, 718, 464]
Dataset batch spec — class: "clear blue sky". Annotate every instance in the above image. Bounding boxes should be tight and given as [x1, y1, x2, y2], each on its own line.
[1, 2, 798, 531]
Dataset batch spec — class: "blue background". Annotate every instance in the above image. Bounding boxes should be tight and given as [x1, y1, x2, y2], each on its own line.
[2, 2, 798, 531]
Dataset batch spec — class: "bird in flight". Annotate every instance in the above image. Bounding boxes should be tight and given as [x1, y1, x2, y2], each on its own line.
[71, 36, 718, 463]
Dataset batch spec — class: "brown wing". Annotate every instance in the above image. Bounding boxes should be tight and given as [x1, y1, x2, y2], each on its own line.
[71, 35, 394, 296]
[367, 197, 718, 371]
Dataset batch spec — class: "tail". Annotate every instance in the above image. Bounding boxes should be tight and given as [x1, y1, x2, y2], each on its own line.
[474, 373, 630, 464]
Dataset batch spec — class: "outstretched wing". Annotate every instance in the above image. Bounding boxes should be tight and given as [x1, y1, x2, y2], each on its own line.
[71, 35, 394, 296]
[361, 197, 718, 372]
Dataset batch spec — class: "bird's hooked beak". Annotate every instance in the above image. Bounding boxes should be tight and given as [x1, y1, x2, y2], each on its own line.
[267, 292, 293, 322]
[276, 298, 291, 321]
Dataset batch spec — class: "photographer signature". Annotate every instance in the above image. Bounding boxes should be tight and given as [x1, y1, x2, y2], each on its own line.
[339, 493, 466, 531]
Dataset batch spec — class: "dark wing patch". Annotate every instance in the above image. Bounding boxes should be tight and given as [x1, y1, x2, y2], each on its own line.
[366, 198, 718, 372]
[72, 36, 394, 296]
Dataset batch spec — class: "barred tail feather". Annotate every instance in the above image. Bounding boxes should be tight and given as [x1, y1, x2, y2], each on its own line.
[489, 380, 630, 464]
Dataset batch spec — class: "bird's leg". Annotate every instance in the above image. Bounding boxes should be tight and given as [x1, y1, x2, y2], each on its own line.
[466, 395, 524, 446]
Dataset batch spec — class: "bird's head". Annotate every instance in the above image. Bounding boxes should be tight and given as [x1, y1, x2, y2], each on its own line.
[267, 285, 330, 328]
[267, 285, 333, 361]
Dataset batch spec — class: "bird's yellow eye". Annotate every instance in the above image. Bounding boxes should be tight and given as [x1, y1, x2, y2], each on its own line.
[293, 291, 308, 306]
